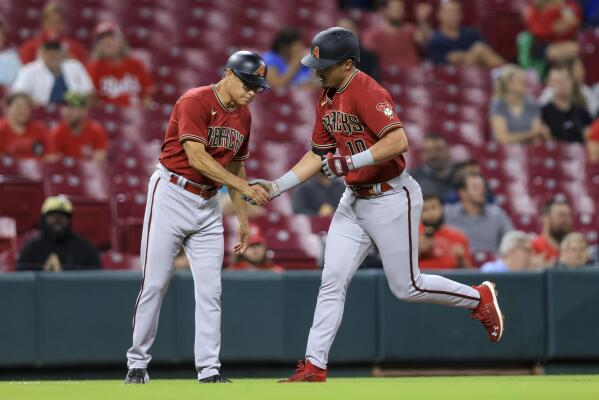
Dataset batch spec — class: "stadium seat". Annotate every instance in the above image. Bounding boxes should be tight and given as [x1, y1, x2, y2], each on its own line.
[472, 250, 496, 268]
[0, 217, 17, 256]
[112, 192, 147, 253]
[309, 215, 333, 235]
[70, 198, 111, 250]
[579, 28, 599, 85]
[0, 177, 45, 233]
[101, 250, 141, 270]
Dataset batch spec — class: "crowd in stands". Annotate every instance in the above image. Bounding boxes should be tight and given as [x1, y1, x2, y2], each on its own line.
[1, 0, 598, 273]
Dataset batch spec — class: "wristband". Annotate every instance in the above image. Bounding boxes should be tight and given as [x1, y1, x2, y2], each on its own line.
[350, 149, 375, 169]
[273, 170, 300, 194]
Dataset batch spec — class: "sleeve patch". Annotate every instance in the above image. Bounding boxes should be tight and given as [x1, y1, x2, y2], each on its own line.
[376, 102, 395, 120]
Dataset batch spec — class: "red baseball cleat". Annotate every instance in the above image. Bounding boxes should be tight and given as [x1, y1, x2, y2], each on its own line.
[471, 281, 504, 343]
[278, 360, 327, 383]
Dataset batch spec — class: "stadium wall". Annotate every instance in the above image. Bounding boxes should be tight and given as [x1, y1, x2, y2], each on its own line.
[0, 270, 598, 369]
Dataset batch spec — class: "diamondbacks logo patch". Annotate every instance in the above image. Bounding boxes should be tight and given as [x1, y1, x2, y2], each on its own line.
[312, 46, 320, 60]
[254, 64, 266, 78]
[376, 102, 394, 120]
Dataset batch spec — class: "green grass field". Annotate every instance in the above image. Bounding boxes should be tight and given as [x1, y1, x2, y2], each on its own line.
[1, 376, 598, 400]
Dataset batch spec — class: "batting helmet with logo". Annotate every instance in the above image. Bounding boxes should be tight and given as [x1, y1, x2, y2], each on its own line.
[225, 50, 270, 89]
[301, 27, 360, 70]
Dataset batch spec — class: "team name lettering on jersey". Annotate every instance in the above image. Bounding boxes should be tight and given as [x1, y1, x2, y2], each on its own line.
[321, 111, 365, 136]
[207, 126, 245, 153]
[100, 74, 142, 98]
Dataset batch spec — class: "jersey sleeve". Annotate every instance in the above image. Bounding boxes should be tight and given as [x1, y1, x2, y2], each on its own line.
[310, 100, 336, 155]
[355, 89, 403, 138]
[177, 96, 210, 145]
[232, 111, 250, 161]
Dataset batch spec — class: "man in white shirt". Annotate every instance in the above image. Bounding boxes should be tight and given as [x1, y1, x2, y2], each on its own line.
[12, 31, 93, 105]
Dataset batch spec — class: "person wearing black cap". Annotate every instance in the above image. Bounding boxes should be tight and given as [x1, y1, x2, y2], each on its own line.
[248, 27, 505, 382]
[12, 30, 93, 106]
[16, 195, 101, 271]
[124, 51, 271, 385]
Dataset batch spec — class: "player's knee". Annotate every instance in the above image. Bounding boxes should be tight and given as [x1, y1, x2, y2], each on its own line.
[144, 280, 169, 297]
[320, 268, 350, 294]
[196, 284, 222, 301]
[389, 281, 417, 301]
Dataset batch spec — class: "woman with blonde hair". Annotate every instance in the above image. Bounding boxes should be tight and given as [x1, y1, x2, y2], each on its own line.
[87, 22, 154, 108]
[489, 64, 550, 144]
[557, 232, 591, 268]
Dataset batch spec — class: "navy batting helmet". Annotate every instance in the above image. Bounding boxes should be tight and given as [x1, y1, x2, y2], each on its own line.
[301, 27, 360, 70]
[225, 51, 270, 90]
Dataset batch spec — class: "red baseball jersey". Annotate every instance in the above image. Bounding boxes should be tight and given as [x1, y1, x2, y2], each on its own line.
[418, 224, 473, 270]
[48, 120, 108, 159]
[311, 70, 406, 185]
[0, 118, 48, 158]
[87, 57, 154, 107]
[160, 85, 251, 186]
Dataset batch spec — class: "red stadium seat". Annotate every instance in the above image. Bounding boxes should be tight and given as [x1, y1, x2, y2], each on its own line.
[0, 217, 17, 256]
[113, 192, 147, 220]
[579, 28, 599, 85]
[111, 173, 147, 195]
[472, 250, 496, 269]
[71, 198, 111, 251]
[101, 251, 141, 270]
[309, 215, 333, 235]
[0, 177, 45, 233]
[112, 192, 147, 253]
[113, 222, 144, 254]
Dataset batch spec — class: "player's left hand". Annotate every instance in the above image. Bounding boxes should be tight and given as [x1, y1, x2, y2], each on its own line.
[321, 153, 354, 179]
[233, 222, 250, 254]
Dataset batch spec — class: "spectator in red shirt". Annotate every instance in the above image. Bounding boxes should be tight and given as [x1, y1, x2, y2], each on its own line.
[418, 193, 473, 269]
[532, 197, 574, 265]
[19, 2, 88, 64]
[588, 119, 599, 163]
[47, 91, 108, 161]
[523, 0, 581, 64]
[228, 230, 284, 272]
[362, 0, 433, 69]
[87, 22, 154, 108]
[0, 92, 48, 158]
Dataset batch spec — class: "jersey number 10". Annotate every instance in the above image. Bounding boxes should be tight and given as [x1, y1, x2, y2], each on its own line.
[345, 139, 367, 155]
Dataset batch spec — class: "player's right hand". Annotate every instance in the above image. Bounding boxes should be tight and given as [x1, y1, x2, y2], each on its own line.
[240, 182, 270, 206]
[249, 179, 281, 198]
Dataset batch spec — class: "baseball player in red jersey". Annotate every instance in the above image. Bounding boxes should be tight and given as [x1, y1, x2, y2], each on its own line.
[249, 27, 505, 382]
[124, 51, 271, 384]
